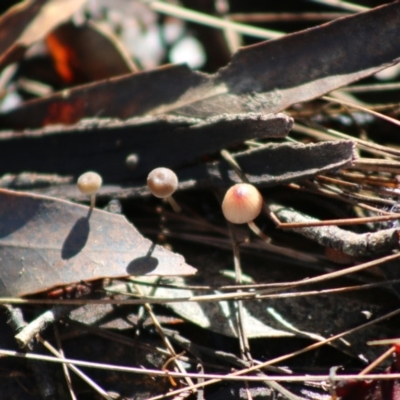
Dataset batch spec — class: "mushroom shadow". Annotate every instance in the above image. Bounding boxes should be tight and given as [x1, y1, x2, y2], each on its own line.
[126, 243, 159, 275]
[61, 217, 90, 260]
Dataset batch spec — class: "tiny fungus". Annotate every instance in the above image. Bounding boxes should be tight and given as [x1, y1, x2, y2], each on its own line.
[222, 183, 263, 224]
[147, 167, 180, 212]
[77, 171, 102, 210]
[125, 153, 139, 170]
[221, 183, 270, 241]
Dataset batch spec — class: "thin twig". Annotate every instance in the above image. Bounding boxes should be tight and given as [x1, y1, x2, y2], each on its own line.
[229, 12, 349, 22]
[227, 224, 251, 360]
[37, 335, 113, 400]
[293, 122, 400, 159]
[1, 304, 59, 399]
[53, 325, 77, 400]
[132, 283, 196, 393]
[278, 212, 400, 228]
[145, 0, 284, 39]
[306, 0, 368, 12]
[359, 346, 395, 375]
[270, 204, 400, 257]
[15, 305, 72, 348]
[145, 307, 400, 400]
[353, 158, 400, 174]
[3, 307, 400, 387]
[1, 304, 25, 333]
[6, 346, 400, 383]
[323, 95, 400, 128]
[1, 252, 400, 305]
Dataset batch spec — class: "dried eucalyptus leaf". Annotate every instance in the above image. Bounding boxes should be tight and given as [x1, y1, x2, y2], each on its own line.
[0, 113, 292, 182]
[2, 3, 400, 126]
[131, 277, 293, 339]
[129, 269, 395, 361]
[200, 140, 356, 187]
[0, 189, 196, 297]
[79, 139, 356, 200]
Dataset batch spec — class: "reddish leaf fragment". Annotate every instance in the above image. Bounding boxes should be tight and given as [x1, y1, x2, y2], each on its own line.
[46, 21, 136, 85]
[336, 380, 380, 400]
[338, 357, 400, 400]
[44, 96, 86, 126]
[0, 189, 196, 297]
[0, 0, 87, 70]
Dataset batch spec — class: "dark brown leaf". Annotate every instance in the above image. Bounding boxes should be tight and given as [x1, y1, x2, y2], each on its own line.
[0, 113, 293, 181]
[197, 140, 357, 187]
[28, 139, 355, 201]
[0, 189, 196, 297]
[99, 140, 356, 200]
[1, 2, 400, 128]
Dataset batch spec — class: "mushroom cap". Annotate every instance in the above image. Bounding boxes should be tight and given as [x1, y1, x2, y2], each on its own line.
[77, 171, 103, 195]
[147, 167, 178, 198]
[125, 153, 139, 170]
[222, 183, 263, 224]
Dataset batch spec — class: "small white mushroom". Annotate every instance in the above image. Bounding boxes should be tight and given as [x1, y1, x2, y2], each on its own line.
[222, 183, 263, 224]
[147, 167, 178, 198]
[77, 171, 102, 210]
[125, 154, 139, 171]
[147, 167, 180, 212]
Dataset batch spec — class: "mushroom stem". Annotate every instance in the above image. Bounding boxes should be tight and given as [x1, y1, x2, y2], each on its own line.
[166, 196, 181, 213]
[90, 194, 96, 210]
[247, 221, 271, 243]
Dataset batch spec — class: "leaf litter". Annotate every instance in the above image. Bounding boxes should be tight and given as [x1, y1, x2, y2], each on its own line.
[0, 112, 293, 182]
[1, 1, 400, 399]
[0, 189, 196, 297]
[0, 2, 400, 128]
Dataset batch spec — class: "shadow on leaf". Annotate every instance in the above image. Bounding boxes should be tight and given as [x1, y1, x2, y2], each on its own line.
[61, 217, 90, 259]
[126, 256, 159, 275]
